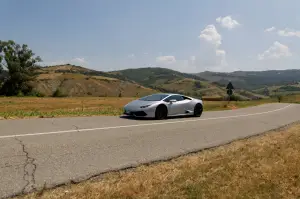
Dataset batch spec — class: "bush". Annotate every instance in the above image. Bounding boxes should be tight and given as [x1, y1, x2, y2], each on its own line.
[52, 88, 67, 97]
[27, 90, 45, 97]
[17, 91, 24, 97]
[194, 81, 202, 89]
[228, 94, 242, 101]
[277, 95, 283, 102]
[202, 97, 223, 101]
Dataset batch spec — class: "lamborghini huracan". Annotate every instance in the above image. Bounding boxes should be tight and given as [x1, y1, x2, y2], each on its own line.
[123, 93, 203, 119]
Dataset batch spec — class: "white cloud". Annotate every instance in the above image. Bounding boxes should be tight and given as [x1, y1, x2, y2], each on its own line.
[216, 49, 226, 56]
[264, 26, 276, 32]
[128, 54, 135, 59]
[216, 15, 240, 30]
[258, 41, 292, 60]
[188, 55, 196, 65]
[39, 61, 66, 66]
[73, 57, 86, 63]
[277, 28, 300, 37]
[190, 55, 196, 62]
[197, 24, 228, 70]
[199, 24, 222, 47]
[216, 49, 227, 66]
[156, 55, 176, 64]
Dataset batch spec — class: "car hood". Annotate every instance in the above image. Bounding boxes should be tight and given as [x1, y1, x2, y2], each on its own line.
[125, 100, 158, 109]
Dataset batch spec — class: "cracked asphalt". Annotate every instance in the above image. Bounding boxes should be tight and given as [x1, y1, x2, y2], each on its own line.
[13, 138, 37, 194]
[0, 103, 300, 199]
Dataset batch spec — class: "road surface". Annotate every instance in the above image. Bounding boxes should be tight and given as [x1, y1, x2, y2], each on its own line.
[0, 103, 300, 198]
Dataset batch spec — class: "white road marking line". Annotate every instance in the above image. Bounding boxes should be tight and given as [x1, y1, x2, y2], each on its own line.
[0, 104, 293, 139]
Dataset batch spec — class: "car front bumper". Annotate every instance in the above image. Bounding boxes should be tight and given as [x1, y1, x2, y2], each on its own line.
[123, 110, 147, 117]
[123, 107, 156, 118]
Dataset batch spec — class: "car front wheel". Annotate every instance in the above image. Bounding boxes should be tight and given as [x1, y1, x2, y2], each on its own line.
[155, 105, 168, 120]
[193, 103, 203, 117]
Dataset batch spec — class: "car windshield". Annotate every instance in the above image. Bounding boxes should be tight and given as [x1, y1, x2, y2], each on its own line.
[139, 94, 169, 101]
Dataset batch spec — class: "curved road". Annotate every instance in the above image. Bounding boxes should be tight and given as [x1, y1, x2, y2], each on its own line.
[1, 103, 300, 198]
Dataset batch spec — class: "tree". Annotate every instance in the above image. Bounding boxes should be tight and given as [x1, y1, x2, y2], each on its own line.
[0, 40, 42, 96]
[226, 81, 234, 101]
[263, 87, 270, 96]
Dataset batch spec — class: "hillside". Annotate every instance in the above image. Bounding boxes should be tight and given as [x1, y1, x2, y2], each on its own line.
[109, 67, 265, 100]
[109, 67, 222, 98]
[32, 64, 155, 97]
[109, 67, 206, 85]
[253, 83, 300, 96]
[0, 65, 277, 100]
[196, 70, 300, 90]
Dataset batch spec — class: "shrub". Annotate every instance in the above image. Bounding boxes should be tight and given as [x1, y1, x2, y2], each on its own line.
[277, 95, 283, 102]
[228, 94, 242, 101]
[202, 97, 223, 101]
[17, 91, 24, 97]
[27, 90, 45, 97]
[52, 88, 67, 97]
[194, 81, 202, 89]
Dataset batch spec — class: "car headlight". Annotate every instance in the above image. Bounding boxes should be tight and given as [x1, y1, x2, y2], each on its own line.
[140, 105, 150, 108]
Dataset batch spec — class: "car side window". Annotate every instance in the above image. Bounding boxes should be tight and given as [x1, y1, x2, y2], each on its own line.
[182, 96, 192, 100]
[164, 95, 184, 102]
[164, 95, 177, 102]
[174, 95, 184, 101]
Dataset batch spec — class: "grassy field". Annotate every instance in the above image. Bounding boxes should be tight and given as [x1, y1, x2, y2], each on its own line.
[0, 95, 298, 119]
[15, 121, 300, 199]
[0, 96, 274, 119]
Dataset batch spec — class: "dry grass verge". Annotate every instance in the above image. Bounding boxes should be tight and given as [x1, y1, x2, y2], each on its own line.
[0, 96, 280, 120]
[15, 122, 300, 199]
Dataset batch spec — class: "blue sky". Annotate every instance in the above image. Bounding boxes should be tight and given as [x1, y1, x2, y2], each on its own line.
[1, 0, 300, 73]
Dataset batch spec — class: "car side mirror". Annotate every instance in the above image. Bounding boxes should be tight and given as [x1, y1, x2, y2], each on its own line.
[169, 99, 177, 103]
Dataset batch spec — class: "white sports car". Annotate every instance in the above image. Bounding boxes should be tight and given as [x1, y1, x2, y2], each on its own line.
[123, 93, 203, 119]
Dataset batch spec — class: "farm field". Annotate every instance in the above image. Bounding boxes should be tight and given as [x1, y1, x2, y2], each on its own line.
[1, 95, 297, 119]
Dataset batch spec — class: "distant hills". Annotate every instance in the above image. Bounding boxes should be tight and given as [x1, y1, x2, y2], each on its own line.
[32, 64, 155, 97]
[108, 67, 222, 98]
[108, 67, 267, 100]
[196, 70, 300, 90]
[1, 64, 300, 99]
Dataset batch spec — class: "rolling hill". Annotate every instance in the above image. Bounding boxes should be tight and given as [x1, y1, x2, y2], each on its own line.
[196, 70, 300, 90]
[31, 64, 155, 97]
[109, 67, 266, 100]
[109, 67, 224, 98]
[253, 84, 300, 96]
[1, 64, 289, 100]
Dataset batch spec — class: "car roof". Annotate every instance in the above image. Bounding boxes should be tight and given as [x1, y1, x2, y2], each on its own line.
[143, 93, 195, 100]
[154, 93, 181, 96]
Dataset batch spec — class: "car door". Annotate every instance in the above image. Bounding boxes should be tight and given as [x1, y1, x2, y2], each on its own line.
[181, 95, 194, 112]
[164, 95, 186, 115]
[164, 95, 178, 115]
[173, 95, 192, 114]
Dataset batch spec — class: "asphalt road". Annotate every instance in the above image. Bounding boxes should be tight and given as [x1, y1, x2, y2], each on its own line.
[1, 103, 300, 198]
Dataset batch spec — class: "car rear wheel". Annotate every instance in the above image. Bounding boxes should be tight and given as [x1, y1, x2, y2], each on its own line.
[193, 103, 203, 117]
[155, 105, 168, 120]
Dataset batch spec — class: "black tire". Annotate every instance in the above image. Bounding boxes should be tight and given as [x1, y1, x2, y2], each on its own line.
[193, 103, 203, 117]
[155, 105, 168, 120]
